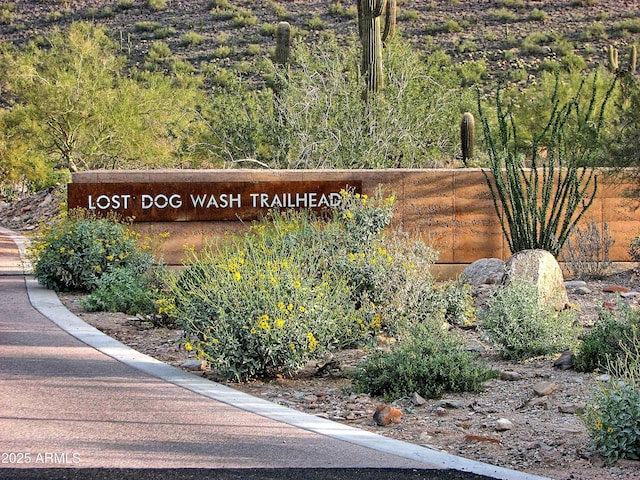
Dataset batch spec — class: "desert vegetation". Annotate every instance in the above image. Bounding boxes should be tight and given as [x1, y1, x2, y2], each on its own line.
[8, 1, 640, 467]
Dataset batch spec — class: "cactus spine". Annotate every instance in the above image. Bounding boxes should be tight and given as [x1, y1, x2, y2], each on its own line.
[275, 21, 291, 66]
[460, 112, 475, 165]
[357, 0, 396, 99]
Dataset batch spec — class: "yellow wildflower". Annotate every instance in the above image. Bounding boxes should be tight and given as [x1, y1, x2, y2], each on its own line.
[233, 272, 241, 281]
[184, 342, 193, 351]
[307, 332, 318, 352]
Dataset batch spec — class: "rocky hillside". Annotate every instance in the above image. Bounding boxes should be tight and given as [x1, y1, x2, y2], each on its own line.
[1, 0, 639, 85]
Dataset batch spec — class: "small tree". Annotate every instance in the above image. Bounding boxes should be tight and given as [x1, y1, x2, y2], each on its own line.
[477, 72, 617, 257]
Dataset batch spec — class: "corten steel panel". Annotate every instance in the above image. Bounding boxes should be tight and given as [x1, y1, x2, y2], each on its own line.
[453, 169, 494, 200]
[69, 169, 640, 269]
[68, 180, 362, 222]
[453, 198, 505, 262]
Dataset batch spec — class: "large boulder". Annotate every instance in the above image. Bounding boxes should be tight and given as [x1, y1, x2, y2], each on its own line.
[501, 249, 569, 311]
[461, 258, 505, 286]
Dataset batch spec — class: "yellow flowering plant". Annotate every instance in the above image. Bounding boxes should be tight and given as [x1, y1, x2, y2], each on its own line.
[171, 209, 380, 381]
[28, 209, 153, 292]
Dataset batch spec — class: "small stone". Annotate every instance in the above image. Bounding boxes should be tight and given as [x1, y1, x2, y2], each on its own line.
[533, 381, 558, 397]
[373, 404, 402, 426]
[435, 407, 448, 417]
[495, 418, 513, 431]
[436, 399, 466, 409]
[412, 392, 427, 406]
[500, 371, 523, 381]
[597, 374, 612, 383]
[565, 280, 587, 288]
[558, 403, 586, 415]
[603, 285, 630, 293]
[181, 359, 206, 371]
[574, 287, 592, 295]
[621, 291, 640, 299]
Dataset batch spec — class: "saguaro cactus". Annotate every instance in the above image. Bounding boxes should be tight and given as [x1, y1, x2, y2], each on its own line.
[275, 21, 291, 67]
[607, 45, 619, 72]
[357, 0, 396, 99]
[460, 112, 475, 165]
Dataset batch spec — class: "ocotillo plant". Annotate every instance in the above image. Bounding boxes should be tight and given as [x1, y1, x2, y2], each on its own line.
[477, 72, 617, 257]
[460, 112, 475, 165]
[357, 0, 396, 99]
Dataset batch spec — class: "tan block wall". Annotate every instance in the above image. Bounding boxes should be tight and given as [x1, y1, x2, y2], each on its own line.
[71, 169, 640, 277]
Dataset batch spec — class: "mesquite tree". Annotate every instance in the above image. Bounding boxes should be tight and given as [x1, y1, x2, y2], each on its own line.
[357, 0, 396, 100]
[478, 72, 617, 257]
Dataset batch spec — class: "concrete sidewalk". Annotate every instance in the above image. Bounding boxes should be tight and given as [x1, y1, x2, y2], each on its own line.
[0, 227, 549, 479]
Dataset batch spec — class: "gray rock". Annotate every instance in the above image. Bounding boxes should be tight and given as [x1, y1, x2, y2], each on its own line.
[412, 392, 427, 406]
[500, 371, 523, 381]
[553, 351, 574, 371]
[558, 403, 586, 415]
[181, 359, 206, 371]
[574, 286, 592, 295]
[621, 291, 640, 299]
[435, 399, 466, 409]
[495, 418, 514, 431]
[461, 258, 505, 286]
[564, 280, 587, 288]
[502, 249, 569, 311]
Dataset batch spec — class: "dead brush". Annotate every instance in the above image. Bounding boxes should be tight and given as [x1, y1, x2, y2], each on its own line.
[561, 220, 614, 280]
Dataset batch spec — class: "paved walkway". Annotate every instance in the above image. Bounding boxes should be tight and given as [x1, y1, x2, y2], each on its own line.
[0, 227, 549, 479]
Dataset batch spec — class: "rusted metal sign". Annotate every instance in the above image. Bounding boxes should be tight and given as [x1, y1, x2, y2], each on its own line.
[67, 180, 362, 221]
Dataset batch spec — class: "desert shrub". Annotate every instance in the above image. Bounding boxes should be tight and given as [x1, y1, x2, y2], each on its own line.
[614, 19, 640, 35]
[561, 221, 614, 279]
[181, 32, 203, 46]
[629, 233, 640, 263]
[351, 322, 498, 401]
[488, 8, 518, 22]
[574, 301, 639, 373]
[146, 0, 167, 11]
[82, 266, 165, 320]
[170, 192, 396, 381]
[171, 212, 380, 381]
[583, 327, 640, 463]
[529, 8, 548, 22]
[28, 210, 153, 292]
[481, 280, 579, 360]
[271, 36, 471, 168]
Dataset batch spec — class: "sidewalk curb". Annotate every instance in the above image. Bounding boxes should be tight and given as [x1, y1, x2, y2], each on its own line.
[1, 227, 550, 480]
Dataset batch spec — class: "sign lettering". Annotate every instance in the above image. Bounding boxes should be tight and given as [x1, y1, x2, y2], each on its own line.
[67, 181, 362, 222]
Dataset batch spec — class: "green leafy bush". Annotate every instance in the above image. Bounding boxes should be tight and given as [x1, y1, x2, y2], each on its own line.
[28, 210, 153, 292]
[82, 266, 165, 319]
[171, 211, 381, 381]
[583, 327, 640, 463]
[481, 280, 579, 360]
[585, 379, 640, 463]
[351, 322, 498, 401]
[574, 301, 639, 373]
